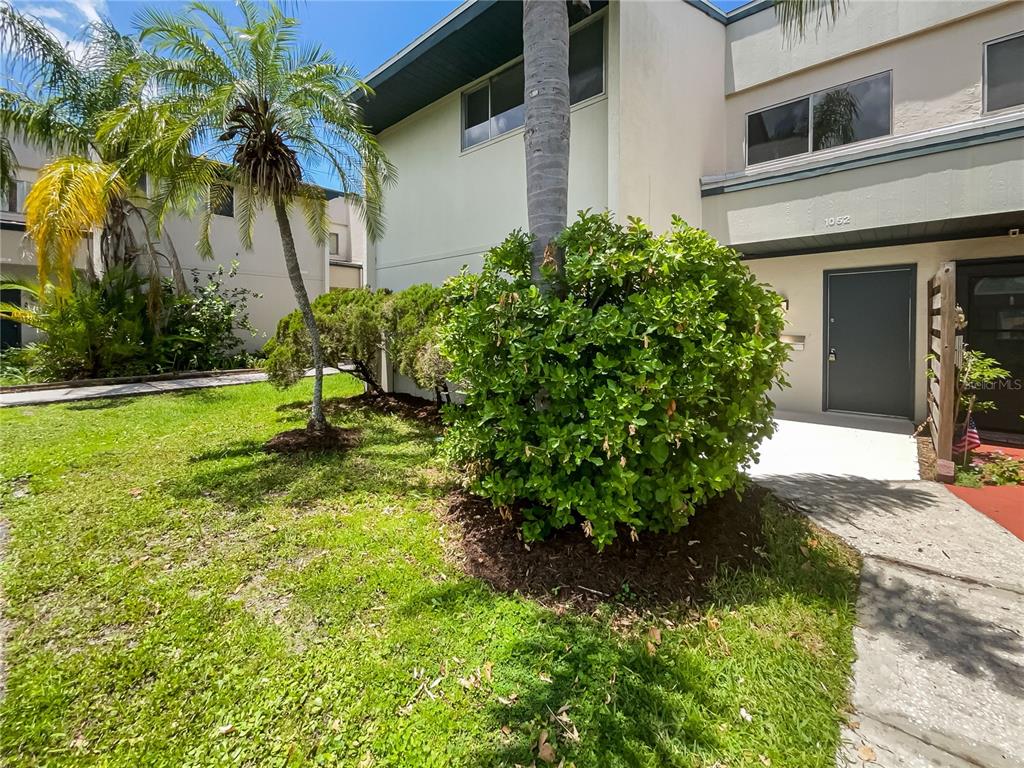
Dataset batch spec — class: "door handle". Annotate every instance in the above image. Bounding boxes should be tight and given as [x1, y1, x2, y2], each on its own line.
[828, 347, 837, 362]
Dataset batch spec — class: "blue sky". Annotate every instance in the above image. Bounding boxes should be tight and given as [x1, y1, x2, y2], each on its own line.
[9, 0, 749, 185]
[13, 0, 750, 81]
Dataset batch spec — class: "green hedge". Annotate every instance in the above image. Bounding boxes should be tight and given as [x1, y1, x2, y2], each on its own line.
[441, 213, 789, 546]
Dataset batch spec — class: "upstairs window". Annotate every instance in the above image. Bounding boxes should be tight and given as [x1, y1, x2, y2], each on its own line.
[462, 17, 604, 149]
[211, 184, 234, 217]
[747, 71, 892, 165]
[985, 31, 1024, 112]
[812, 72, 891, 150]
[747, 98, 810, 165]
[3, 180, 33, 213]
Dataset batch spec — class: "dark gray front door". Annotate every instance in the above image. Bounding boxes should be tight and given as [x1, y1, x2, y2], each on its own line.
[825, 266, 914, 418]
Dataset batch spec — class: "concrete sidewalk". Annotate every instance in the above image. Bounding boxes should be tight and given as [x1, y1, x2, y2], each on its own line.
[0, 368, 349, 408]
[761, 474, 1024, 767]
[0, 371, 269, 407]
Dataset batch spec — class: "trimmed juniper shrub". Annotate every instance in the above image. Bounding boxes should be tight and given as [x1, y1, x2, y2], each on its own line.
[441, 212, 789, 546]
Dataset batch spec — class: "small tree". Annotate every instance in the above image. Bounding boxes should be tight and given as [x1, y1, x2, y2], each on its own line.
[952, 346, 1009, 462]
[264, 285, 447, 399]
[124, 1, 394, 434]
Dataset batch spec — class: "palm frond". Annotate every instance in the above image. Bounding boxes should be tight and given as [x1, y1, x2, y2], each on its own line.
[774, 0, 846, 42]
[24, 156, 125, 290]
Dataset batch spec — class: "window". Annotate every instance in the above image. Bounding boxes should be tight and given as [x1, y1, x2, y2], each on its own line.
[211, 184, 234, 217]
[328, 232, 340, 256]
[812, 72, 891, 150]
[3, 180, 32, 213]
[747, 71, 892, 165]
[462, 18, 604, 149]
[985, 32, 1024, 112]
[747, 98, 810, 165]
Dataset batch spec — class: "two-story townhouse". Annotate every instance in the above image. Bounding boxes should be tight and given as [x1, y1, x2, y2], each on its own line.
[0, 136, 368, 350]
[358, 0, 1023, 438]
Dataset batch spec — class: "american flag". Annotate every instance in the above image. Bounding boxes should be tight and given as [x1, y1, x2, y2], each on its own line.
[953, 417, 982, 454]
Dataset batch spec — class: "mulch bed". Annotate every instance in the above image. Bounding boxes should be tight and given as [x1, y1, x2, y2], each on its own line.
[264, 425, 362, 454]
[339, 391, 442, 425]
[443, 486, 768, 612]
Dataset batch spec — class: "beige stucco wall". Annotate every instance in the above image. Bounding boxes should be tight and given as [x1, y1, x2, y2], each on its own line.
[159, 195, 353, 348]
[726, 0, 1009, 95]
[703, 135, 1024, 247]
[614, 1, 726, 230]
[372, 14, 611, 292]
[722, 1, 1023, 173]
[748, 237, 1024, 422]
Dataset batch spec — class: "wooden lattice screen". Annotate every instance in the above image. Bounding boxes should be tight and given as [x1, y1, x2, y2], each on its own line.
[927, 262, 957, 481]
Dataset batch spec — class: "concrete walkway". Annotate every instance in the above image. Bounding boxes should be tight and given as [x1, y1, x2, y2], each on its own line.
[0, 368, 348, 408]
[749, 410, 920, 482]
[760, 473, 1024, 767]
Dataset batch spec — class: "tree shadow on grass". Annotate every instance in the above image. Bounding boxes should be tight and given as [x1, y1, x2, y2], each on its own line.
[395, 510, 860, 768]
[165, 413, 442, 511]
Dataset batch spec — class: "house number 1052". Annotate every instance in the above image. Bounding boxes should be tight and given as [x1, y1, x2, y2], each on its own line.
[824, 215, 851, 227]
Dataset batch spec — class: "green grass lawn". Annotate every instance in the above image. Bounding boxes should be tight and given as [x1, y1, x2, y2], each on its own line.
[0, 377, 858, 767]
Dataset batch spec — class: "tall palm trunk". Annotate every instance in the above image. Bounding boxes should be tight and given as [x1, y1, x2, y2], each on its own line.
[523, 0, 571, 298]
[273, 195, 327, 432]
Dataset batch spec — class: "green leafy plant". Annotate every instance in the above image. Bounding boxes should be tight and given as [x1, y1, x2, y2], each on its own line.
[0, 263, 260, 380]
[383, 283, 450, 400]
[264, 284, 448, 399]
[161, 261, 261, 371]
[1, 268, 154, 380]
[951, 345, 1009, 464]
[441, 212, 789, 547]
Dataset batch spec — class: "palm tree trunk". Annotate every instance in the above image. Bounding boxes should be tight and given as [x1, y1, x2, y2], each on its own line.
[164, 233, 189, 296]
[523, 0, 571, 298]
[273, 195, 327, 432]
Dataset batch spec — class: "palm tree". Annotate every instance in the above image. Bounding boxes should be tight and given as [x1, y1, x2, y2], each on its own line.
[519, 0, 845, 296]
[522, 0, 579, 298]
[124, 0, 393, 433]
[0, 3, 187, 294]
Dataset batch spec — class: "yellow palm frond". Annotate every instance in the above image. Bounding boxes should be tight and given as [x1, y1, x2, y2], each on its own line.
[24, 156, 125, 293]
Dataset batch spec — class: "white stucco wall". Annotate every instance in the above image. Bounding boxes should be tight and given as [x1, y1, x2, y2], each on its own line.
[372, 15, 611, 292]
[723, 0, 1023, 173]
[614, 0, 726, 230]
[748, 236, 1024, 423]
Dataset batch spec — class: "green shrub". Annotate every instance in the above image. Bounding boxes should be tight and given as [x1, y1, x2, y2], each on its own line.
[441, 212, 789, 546]
[161, 261, 261, 371]
[384, 283, 450, 394]
[264, 285, 448, 397]
[0, 263, 259, 381]
[1, 267, 153, 380]
[265, 288, 389, 391]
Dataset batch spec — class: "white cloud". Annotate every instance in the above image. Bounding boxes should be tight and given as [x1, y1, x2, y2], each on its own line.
[13, 0, 109, 62]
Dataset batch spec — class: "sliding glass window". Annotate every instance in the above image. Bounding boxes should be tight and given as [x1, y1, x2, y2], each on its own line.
[462, 18, 604, 149]
[747, 71, 892, 165]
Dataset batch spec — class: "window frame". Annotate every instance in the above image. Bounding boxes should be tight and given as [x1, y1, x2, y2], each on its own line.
[328, 231, 340, 256]
[982, 30, 1024, 114]
[459, 12, 607, 152]
[745, 70, 894, 167]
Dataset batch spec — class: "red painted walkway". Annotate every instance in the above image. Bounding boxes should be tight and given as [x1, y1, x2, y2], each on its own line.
[946, 483, 1024, 541]
[946, 443, 1024, 541]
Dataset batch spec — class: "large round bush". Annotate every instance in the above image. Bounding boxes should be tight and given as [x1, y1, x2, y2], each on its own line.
[441, 213, 789, 546]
